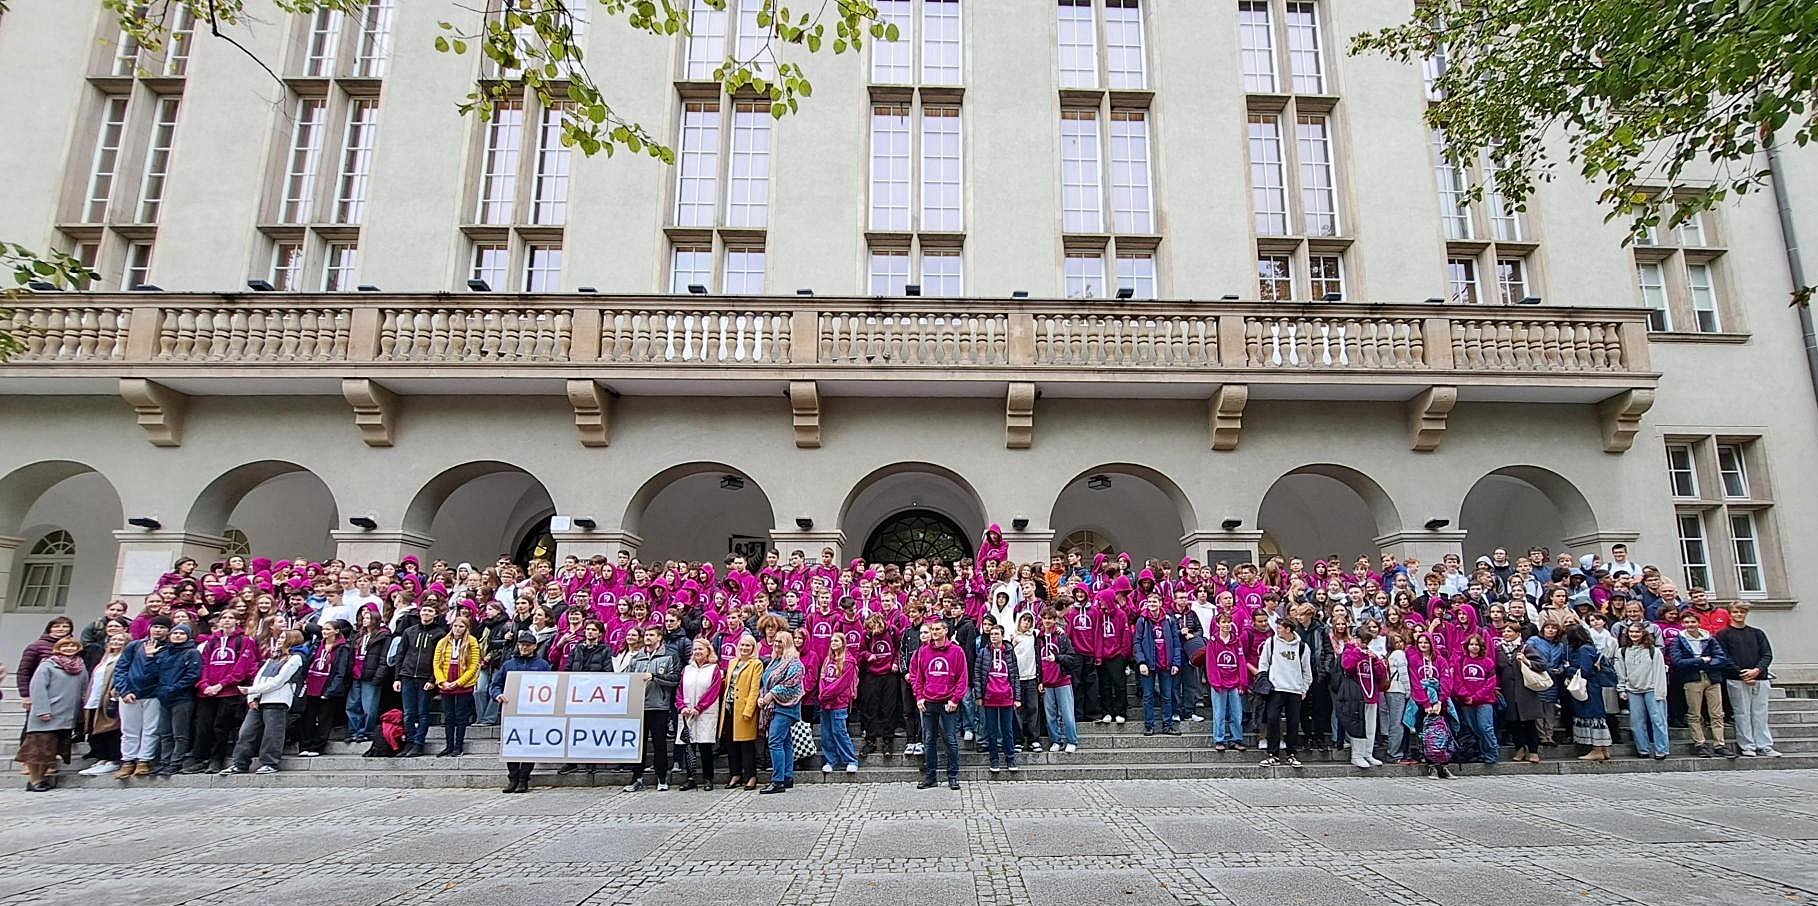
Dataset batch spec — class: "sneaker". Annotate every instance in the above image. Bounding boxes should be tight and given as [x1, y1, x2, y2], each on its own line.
[1099, 715, 1114, 724]
[1286, 756, 1303, 768]
[657, 782, 669, 791]
[1064, 744, 1077, 754]
[79, 761, 120, 777]
[1696, 743, 1713, 758]
[963, 730, 975, 742]
[1189, 715, 1206, 723]
[1008, 763, 1019, 772]
[1143, 727, 1156, 737]
[1367, 757, 1383, 767]
[948, 778, 961, 790]
[219, 765, 245, 775]
[1259, 756, 1280, 767]
[1029, 742, 1044, 752]
[1214, 743, 1227, 752]
[916, 779, 937, 789]
[1723, 743, 1740, 760]
[624, 780, 644, 792]
[1115, 716, 1127, 725]
[1164, 724, 1182, 736]
[254, 765, 278, 775]
[845, 764, 859, 774]
[1740, 748, 1758, 757]
[989, 765, 1001, 774]
[822, 764, 833, 774]
[298, 750, 320, 758]
[1760, 748, 1784, 758]
[1049, 743, 1061, 752]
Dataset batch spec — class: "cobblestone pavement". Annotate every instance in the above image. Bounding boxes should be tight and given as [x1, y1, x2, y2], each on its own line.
[2, 770, 1818, 906]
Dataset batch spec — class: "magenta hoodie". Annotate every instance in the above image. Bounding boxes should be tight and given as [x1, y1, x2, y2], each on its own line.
[197, 631, 258, 696]
[977, 640, 1018, 707]
[1407, 646, 1455, 707]
[863, 631, 898, 675]
[1205, 629, 1249, 690]
[1450, 650, 1499, 705]
[1066, 602, 1099, 661]
[909, 639, 970, 703]
[978, 524, 1009, 565]
[817, 654, 860, 709]
[1037, 630, 1073, 687]
[1339, 643, 1388, 704]
[1092, 591, 1132, 659]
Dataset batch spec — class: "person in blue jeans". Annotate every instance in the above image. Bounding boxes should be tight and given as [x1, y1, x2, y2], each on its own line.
[1616, 621, 1671, 759]
[758, 630, 806, 794]
[344, 610, 390, 744]
[1133, 598, 1183, 737]
[974, 624, 1021, 772]
[1038, 612, 1080, 752]
[391, 604, 447, 758]
[816, 634, 860, 774]
[911, 618, 970, 789]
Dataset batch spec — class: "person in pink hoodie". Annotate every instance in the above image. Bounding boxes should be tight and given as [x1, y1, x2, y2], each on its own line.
[978, 524, 1010, 566]
[187, 610, 257, 773]
[1338, 627, 1388, 769]
[1063, 586, 1100, 721]
[1204, 612, 1249, 751]
[1451, 632, 1501, 764]
[973, 623, 1021, 772]
[1092, 588, 1131, 724]
[909, 616, 970, 789]
[816, 633, 861, 774]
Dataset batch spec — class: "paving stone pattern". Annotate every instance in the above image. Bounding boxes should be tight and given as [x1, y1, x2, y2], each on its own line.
[2, 771, 1818, 905]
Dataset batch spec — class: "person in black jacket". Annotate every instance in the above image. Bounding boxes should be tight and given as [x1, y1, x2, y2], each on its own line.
[473, 600, 514, 727]
[392, 606, 448, 758]
[151, 623, 203, 776]
[557, 621, 615, 777]
[346, 611, 392, 744]
[297, 619, 354, 757]
[896, 601, 926, 756]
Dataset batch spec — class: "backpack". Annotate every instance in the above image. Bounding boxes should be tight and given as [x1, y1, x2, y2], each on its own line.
[1420, 715, 1455, 765]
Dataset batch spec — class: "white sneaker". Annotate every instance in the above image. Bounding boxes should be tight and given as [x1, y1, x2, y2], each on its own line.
[79, 761, 120, 777]
[657, 782, 669, 791]
[1351, 756, 1374, 769]
[1065, 744, 1077, 754]
[1100, 715, 1114, 724]
[1367, 757, 1383, 766]
[1190, 715, 1206, 723]
[1115, 716, 1127, 724]
[845, 764, 859, 774]
[254, 765, 278, 775]
[1049, 743, 1061, 752]
[963, 730, 975, 741]
[822, 764, 833, 774]
[1761, 748, 1783, 758]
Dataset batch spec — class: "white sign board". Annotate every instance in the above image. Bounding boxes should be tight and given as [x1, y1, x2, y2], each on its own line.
[500, 672, 646, 763]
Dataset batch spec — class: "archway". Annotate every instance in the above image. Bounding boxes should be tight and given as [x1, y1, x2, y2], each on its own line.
[0, 461, 124, 653]
[1049, 465, 1194, 563]
[863, 509, 972, 564]
[405, 462, 555, 565]
[187, 461, 340, 562]
[622, 463, 777, 563]
[1460, 466, 1598, 562]
[839, 463, 988, 562]
[1256, 464, 1402, 564]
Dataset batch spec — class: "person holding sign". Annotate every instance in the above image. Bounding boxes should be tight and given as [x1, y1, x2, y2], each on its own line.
[491, 634, 550, 794]
[757, 630, 806, 794]
[624, 627, 680, 791]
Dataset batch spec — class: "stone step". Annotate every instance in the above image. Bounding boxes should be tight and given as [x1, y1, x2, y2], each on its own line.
[30, 751, 1818, 790]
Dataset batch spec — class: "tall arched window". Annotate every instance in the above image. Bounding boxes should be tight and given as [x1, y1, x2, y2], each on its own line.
[1057, 529, 1115, 560]
[16, 530, 76, 612]
[863, 509, 972, 565]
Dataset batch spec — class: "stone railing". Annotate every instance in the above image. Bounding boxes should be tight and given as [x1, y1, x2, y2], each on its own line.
[2, 295, 1656, 384]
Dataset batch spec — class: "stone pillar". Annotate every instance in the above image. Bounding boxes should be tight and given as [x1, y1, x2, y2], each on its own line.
[330, 530, 434, 568]
[1560, 530, 1641, 566]
[1003, 529, 1057, 565]
[1180, 530, 1265, 567]
[768, 529, 846, 563]
[110, 530, 228, 599]
[553, 530, 643, 563]
[0, 535, 23, 612]
[1373, 530, 1469, 573]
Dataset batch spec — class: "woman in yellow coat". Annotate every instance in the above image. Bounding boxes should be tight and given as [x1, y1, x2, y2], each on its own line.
[432, 616, 483, 756]
[724, 635, 764, 790]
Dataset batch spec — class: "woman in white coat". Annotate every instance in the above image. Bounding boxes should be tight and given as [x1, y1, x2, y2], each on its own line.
[675, 638, 724, 790]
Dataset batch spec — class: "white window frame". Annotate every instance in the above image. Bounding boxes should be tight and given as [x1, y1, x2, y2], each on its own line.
[921, 0, 962, 84]
[334, 99, 379, 224]
[734, 0, 778, 77]
[1295, 113, 1337, 236]
[1109, 110, 1153, 234]
[1103, 0, 1147, 89]
[674, 101, 721, 227]
[868, 247, 912, 296]
[531, 104, 573, 225]
[871, 0, 913, 82]
[323, 241, 359, 291]
[523, 244, 563, 292]
[1716, 444, 1749, 499]
[1637, 261, 1670, 331]
[684, 0, 730, 80]
[304, 8, 344, 77]
[922, 248, 964, 295]
[1666, 443, 1698, 498]
[1060, 109, 1103, 233]
[1446, 257, 1479, 305]
[122, 241, 154, 290]
[135, 95, 181, 224]
[270, 241, 306, 291]
[354, 0, 397, 78]
[477, 101, 526, 225]
[1238, 0, 1277, 93]
[725, 246, 766, 294]
[1495, 257, 1528, 305]
[1432, 130, 1471, 240]
[1257, 254, 1292, 302]
[1057, 0, 1099, 89]
[84, 95, 131, 223]
[1116, 252, 1155, 299]
[281, 97, 328, 224]
[1729, 512, 1765, 598]
[726, 102, 771, 228]
[870, 104, 912, 231]
[1247, 114, 1287, 236]
[1309, 253, 1344, 300]
[13, 530, 76, 613]
[1063, 250, 1106, 299]
[1283, 1, 1325, 93]
[1676, 512, 1711, 591]
[162, 4, 198, 76]
[1686, 262, 1721, 333]
[920, 106, 963, 231]
[671, 244, 714, 293]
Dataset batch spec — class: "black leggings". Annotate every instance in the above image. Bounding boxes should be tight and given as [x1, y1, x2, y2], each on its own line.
[726, 740, 758, 779]
[684, 741, 715, 779]
[1097, 658, 1129, 718]
[858, 672, 899, 741]
[1505, 718, 1540, 751]
[1263, 691, 1303, 755]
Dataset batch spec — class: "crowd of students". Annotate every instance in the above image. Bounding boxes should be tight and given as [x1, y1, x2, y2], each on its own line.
[6, 529, 1783, 793]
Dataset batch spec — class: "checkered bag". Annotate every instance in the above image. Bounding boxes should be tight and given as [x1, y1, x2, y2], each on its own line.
[789, 719, 818, 761]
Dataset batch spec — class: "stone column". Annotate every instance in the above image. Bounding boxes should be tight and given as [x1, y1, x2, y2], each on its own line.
[1373, 530, 1469, 573]
[1180, 530, 1266, 567]
[1002, 529, 1057, 565]
[0, 535, 23, 612]
[768, 529, 847, 563]
[110, 530, 228, 599]
[330, 530, 434, 568]
[553, 530, 643, 563]
[1560, 530, 1642, 568]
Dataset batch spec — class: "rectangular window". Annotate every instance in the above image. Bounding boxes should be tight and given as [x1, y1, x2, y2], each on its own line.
[135, 96, 181, 224]
[1104, 0, 1146, 89]
[271, 242, 305, 291]
[1284, 1, 1325, 93]
[725, 246, 766, 294]
[1060, 110, 1103, 233]
[281, 97, 327, 224]
[1064, 250, 1105, 299]
[1717, 444, 1749, 498]
[734, 0, 777, 76]
[1678, 212, 1707, 247]
[354, 0, 396, 77]
[304, 8, 343, 77]
[1422, 41, 1447, 100]
[922, 249, 963, 295]
[1677, 513, 1711, 591]
[1238, 1, 1276, 92]
[1296, 114, 1337, 236]
[869, 104, 912, 230]
[684, 0, 729, 80]
[111, 12, 143, 76]
[1257, 254, 1292, 302]
[1484, 152, 1521, 240]
[675, 101, 721, 227]
[1109, 111, 1153, 234]
[1433, 130, 1471, 240]
[1247, 114, 1287, 235]
[84, 95, 131, 223]
[1447, 257, 1479, 304]
[1686, 262, 1720, 332]
[476, 101, 525, 224]
[869, 248, 911, 295]
[1730, 512, 1765, 596]
[524, 244, 563, 292]
[1309, 254, 1343, 300]
[671, 245, 713, 293]
[471, 243, 509, 290]
[1637, 262, 1670, 331]
[872, 0, 912, 82]
[531, 105, 573, 225]
[334, 99, 379, 224]
[1666, 443, 1697, 497]
[1116, 252, 1155, 299]
[122, 241, 154, 290]
[163, 4, 197, 76]
[1496, 257, 1528, 304]
[323, 242, 359, 291]
[726, 102, 771, 228]
[1057, 0, 1098, 89]
[921, 106, 963, 231]
[922, 0, 962, 84]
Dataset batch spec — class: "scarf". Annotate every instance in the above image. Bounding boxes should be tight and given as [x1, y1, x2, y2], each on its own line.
[51, 653, 85, 675]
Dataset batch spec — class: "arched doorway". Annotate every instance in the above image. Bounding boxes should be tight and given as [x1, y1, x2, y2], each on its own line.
[1460, 466, 1597, 561]
[1049, 465, 1193, 562]
[622, 464, 776, 563]
[840, 463, 987, 563]
[405, 462, 555, 565]
[187, 461, 340, 562]
[515, 515, 557, 566]
[1256, 464, 1401, 563]
[863, 509, 972, 564]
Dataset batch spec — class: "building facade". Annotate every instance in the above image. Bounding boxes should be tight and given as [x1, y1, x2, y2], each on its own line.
[1, 0, 1815, 674]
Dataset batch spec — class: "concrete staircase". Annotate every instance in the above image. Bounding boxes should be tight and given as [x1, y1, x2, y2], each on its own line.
[7, 690, 1815, 789]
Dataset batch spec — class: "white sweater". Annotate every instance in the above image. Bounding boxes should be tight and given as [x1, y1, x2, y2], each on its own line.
[245, 654, 305, 708]
[1616, 646, 1667, 695]
[1260, 632, 1313, 695]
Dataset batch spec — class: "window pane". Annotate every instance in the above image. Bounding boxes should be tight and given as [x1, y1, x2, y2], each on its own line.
[136, 96, 181, 223]
[869, 248, 911, 295]
[725, 247, 766, 294]
[1296, 114, 1337, 235]
[471, 243, 509, 289]
[1257, 254, 1292, 302]
[1104, 0, 1146, 89]
[1637, 262, 1670, 331]
[923, 249, 964, 296]
[1116, 253, 1155, 299]
[111, 13, 143, 76]
[1057, 0, 1098, 89]
[1238, 1, 1276, 92]
[281, 97, 327, 224]
[524, 244, 563, 292]
[1060, 110, 1102, 233]
[675, 101, 720, 227]
[735, 0, 777, 76]
[1109, 111, 1153, 233]
[1496, 257, 1528, 304]
[335, 99, 380, 224]
[1677, 513, 1710, 591]
[1729, 513, 1764, 595]
[1432, 130, 1471, 240]
[922, 0, 962, 84]
[1678, 212, 1707, 247]
[532, 104, 573, 225]
[1284, 1, 1324, 93]
[123, 241, 154, 290]
[869, 104, 912, 230]
[355, 0, 397, 77]
[684, 0, 729, 80]
[304, 8, 343, 77]
[1248, 114, 1287, 235]
[1687, 263, 1720, 332]
[1064, 251, 1105, 299]
[671, 245, 713, 293]
[84, 96, 131, 223]
[1484, 150, 1521, 240]
[477, 101, 525, 224]
[1666, 444, 1697, 497]
[1447, 257, 1479, 304]
[921, 106, 963, 231]
[323, 242, 358, 291]
[1717, 444, 1748, 498]
[727, 102, 771, 228]
[1309, 254, 1343, 300]
[271, 242, 305, 291]
[163, 4, 197, 76]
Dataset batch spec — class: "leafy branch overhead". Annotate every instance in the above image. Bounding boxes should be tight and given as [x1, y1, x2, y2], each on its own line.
[1350, 0, 1816, 305]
